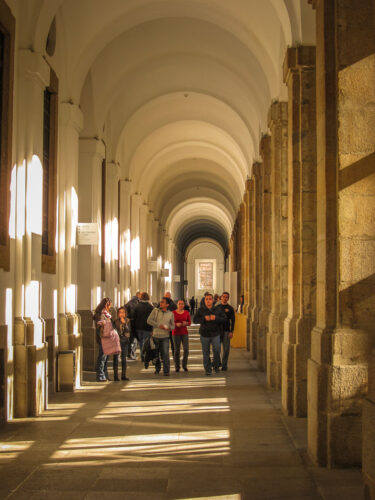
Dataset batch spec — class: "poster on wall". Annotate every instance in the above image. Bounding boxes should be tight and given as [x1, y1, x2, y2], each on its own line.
[77, 223, 99, 245]
[198, 261, 213, 289]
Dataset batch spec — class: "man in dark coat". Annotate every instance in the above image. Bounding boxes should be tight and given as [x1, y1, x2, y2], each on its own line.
[133, 292, 154, 360]
[194, 293, 226, 375]
[215, 292, 235, 371]
[125, 291, 141, 359]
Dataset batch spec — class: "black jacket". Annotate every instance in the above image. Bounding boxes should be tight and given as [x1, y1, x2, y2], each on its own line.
[133, 301, 154, 331]
[215, 303, 235, 332]
[193, 305, 226, 338]
[125, 296, 139, 320]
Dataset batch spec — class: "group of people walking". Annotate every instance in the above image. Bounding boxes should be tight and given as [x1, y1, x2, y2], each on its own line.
[93, 290, 235, 380]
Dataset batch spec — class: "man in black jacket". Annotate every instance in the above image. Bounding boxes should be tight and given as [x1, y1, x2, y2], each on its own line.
[133, 292, 154, 360]
[194, 293, 226, 375]
[215, 292, 235, 371]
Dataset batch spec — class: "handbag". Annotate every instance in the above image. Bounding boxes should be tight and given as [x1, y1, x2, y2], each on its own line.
[101, 320, 121, 355]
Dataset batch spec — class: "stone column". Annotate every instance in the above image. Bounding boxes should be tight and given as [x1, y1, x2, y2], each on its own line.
[130, 193, 141, 294]
[139, 202, 149, 292]
[268, 102, 288, 390]
[308, 0, 375, 469]
[282, 46, 317, 417]
[258, 136, 272, 372]
[250, 163, 262, 359]
[118, 180, 131, 305]
[13, 50, 50, 417]
[58, 102, 83, 391]
[244, 180, 251, 350]
[77, 138, 105, 371]
[248, 173, 257, 359]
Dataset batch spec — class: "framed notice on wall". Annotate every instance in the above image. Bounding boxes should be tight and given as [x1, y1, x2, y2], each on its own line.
[77, 223, 99, 245]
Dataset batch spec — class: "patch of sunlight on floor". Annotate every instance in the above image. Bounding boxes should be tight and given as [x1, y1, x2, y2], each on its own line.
[123, 377, 226, 391]
[179, 496, 241, 500]
[50, 429, 230, 464]
[0, 441, 34, 461]
[94, 398, 230, 418]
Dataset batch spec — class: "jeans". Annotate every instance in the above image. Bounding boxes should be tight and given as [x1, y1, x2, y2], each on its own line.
[153, 337, 170, 374]
[200, 335, 221, 373]
[174, 335, 189, 370]
[113, 337, 129, 376]
[96, 340, 108, 381]
[169, 332, 175, 356]
[221, 331, 231, 369]
[137, 330, 152, 360]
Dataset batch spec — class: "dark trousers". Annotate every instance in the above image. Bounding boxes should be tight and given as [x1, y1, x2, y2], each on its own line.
[200, 335, 221, 373]
[113, 337, 129, 376]
[221, 331, 231, 369]
[154, 337, 170, 374]
[169, 332, 175, 356]
[96, 340, 108, 381]
[174, 335, 189, 370]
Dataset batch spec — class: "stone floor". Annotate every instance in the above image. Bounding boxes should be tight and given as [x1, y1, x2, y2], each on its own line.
[0, 328, 363, 499]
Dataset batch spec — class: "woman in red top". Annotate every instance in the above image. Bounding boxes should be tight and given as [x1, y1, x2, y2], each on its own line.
[172, 299, 191, 372]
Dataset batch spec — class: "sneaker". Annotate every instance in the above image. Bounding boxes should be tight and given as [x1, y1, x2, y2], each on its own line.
[164, 372, 170, 376]
[183, 367, 188, 372]
[121, 375, 130, 381]
[205, 371, 212, 376]
[175, 368, 180, 373]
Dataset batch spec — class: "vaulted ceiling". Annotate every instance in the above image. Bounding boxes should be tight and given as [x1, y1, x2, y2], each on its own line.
[14, 0, 315, 255]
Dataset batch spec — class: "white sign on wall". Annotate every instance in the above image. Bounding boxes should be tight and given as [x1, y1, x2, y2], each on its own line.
[173, 275, 180, 282]
[161, 268, 170, 278]
[77, 223, 99, 245]
[147, 260, 158, 272]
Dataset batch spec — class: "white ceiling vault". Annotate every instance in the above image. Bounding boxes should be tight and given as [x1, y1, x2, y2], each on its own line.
[12, 0, 315, 254]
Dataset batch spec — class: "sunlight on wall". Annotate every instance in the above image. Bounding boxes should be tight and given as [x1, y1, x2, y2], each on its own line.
[125, 229, 131, 266]
[71, 187, 78, 247]
[9, 166, 16, 238]
[96, 286, 102, 306]
[5, 288, 13, 355]
[125, 287, 131, 302]
[67, 284, 76, 314]
[16, 160, 25, 240]
[131, 237, 140, 272]
[27, 155, 43, 235]
[59, 190, 66, 252]
[53, 289, 59, 347]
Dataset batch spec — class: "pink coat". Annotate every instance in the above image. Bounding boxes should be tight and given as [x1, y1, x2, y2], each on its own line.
[98, 312, 121, 356]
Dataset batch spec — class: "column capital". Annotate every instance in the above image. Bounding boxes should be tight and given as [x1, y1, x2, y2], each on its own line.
[283, 46, 316, 83]
[260, 134, 271, 156]
[268, 101, 288, 129]
[252, 161, 262, 178]
[79, 137, 105, 158]
[60, 102, 83, 133]
[18, 49, 50, 89]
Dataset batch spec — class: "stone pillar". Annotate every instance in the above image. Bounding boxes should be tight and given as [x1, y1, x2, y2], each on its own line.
[248, 174, 257, 359]
[118, 180, 132, 305]
[13, 50, 50, 417]
[258, 136, 272, 372]
[77, 138, 105, 371]
[58, 102, 83, 391]
[308, 0, 375, 469]
[268, 102, 288, 390]
[282, 46, 317, 417]
[139, 202, 149, 292]
[244, 180, 252, 350]
[250, 163, 262, 359]
[130, 193, 141, 294]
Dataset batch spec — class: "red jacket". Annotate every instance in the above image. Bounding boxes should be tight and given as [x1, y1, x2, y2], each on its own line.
[172, 310, 191, 335]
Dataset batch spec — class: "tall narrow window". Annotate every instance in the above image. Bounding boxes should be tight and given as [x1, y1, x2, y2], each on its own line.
[101, 159, 106, 282]
[0, 2, 15, 271]
[42, 68, 58, 273]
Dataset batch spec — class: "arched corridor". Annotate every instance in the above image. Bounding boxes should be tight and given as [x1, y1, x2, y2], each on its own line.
[0, 0, 374, 497]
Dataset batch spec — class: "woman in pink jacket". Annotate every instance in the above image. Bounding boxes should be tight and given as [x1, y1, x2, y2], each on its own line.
[93, 298, 121, 381]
